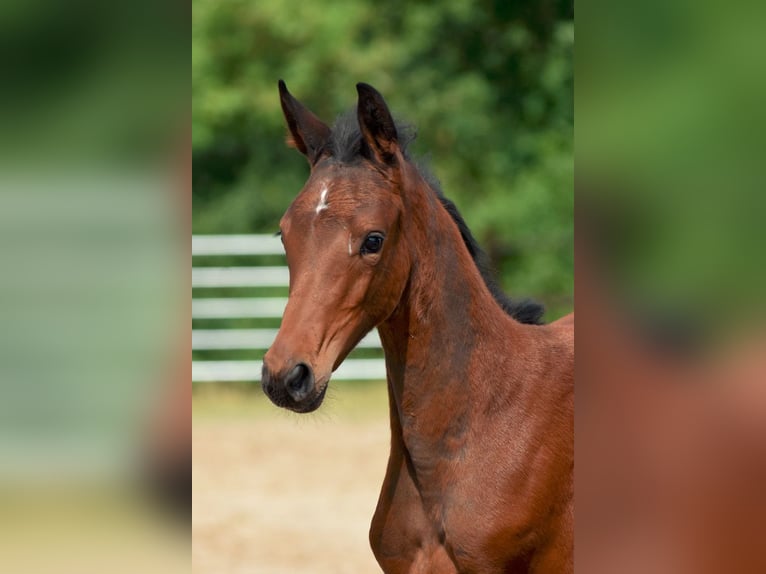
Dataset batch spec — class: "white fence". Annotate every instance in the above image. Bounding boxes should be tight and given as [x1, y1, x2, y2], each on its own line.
[192, 234, 386, 382]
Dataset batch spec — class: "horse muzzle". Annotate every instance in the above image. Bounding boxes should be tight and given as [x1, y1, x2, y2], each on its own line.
[261, 360, 327, 413]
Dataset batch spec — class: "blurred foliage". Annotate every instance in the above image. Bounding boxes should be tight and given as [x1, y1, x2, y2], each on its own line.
[578, 0, 766, 332]
[0, 0, 186, 165]
[193, 0, 573, 318]
[0, 2, 187, 565]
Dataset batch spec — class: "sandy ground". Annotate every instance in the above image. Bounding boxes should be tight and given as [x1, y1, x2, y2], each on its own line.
[193, 387, 390, 574]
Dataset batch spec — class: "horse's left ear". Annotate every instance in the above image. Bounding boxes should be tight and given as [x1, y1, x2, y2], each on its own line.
[356, 83, 399, 165]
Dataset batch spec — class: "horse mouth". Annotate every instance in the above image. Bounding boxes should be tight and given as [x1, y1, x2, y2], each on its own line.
[287, 382, 328, 414]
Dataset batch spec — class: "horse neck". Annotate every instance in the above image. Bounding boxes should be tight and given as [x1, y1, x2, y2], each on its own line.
[377, 167, 526, 439]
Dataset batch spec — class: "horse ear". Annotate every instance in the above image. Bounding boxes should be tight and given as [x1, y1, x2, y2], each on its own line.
[278, 80, 331, 165]
[356, 83, 399, 165]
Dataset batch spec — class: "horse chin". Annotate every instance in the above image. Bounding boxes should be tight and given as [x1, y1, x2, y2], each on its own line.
[288, 381, 328, 414]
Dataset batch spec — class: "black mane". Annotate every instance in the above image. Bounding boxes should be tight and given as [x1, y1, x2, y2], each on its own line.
[326, 111, 545, 325]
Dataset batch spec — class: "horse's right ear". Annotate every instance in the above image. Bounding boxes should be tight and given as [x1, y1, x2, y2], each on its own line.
[278, 80, 331, 165]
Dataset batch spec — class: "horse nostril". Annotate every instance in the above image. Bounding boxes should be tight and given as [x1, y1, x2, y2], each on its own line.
[284, 363, 313, 402]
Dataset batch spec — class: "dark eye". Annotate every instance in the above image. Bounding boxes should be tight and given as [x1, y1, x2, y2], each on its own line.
[360, 232, 384, 255]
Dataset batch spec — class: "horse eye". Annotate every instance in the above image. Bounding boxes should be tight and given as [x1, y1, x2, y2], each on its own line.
[361, 232, 384, 255]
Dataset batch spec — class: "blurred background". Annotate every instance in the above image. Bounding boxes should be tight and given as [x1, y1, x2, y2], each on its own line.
[578, 1, 766, 572]
[1, 1, 187, 573]
[579, 0, 766, 340]
[192, 0, 572, 572]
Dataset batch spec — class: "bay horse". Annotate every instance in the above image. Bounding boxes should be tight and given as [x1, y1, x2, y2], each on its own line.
[261, 81, 574, 574]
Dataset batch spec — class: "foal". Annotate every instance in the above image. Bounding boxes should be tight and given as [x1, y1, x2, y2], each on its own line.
[262, 81, 573, 573]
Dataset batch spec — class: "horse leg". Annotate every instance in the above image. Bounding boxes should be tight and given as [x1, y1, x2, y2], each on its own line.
[369, 455, 457, 573]
[370, 441, 457, 573]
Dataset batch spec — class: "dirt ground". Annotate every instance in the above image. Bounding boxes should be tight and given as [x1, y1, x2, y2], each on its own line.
[193, 384, 390, 574]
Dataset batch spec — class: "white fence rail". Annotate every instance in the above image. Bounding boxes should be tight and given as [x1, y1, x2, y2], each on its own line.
[192, 234, 386, 382]
[192, 234, 285, 256]
[192, 266, 291, 288]
[192, 297, 287, 319]
[192, 329, 382, 350]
